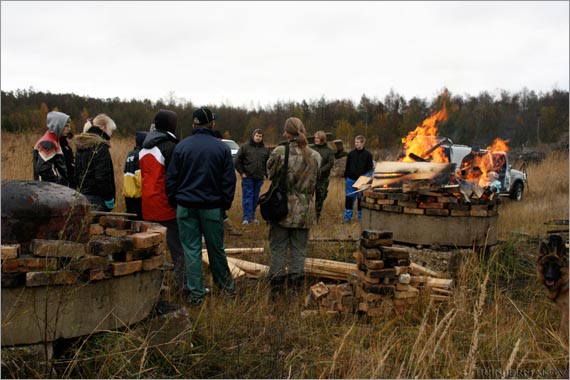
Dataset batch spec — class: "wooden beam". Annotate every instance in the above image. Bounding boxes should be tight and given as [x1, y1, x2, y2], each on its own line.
[409, 262, 447, 279]
[91, 211, 138, 217]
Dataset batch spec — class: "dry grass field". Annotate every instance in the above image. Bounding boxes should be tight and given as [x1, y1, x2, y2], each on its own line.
[1, 131, 569, 378]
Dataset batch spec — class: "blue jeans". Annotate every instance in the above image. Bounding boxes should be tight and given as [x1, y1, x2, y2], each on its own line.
[241, 177, 264, 222]
[344, 178, 362, 221]
[176, 206, 235, 302]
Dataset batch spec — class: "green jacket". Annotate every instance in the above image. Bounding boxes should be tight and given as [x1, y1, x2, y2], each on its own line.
[311, 143, 335, 179]
[267, 141, 321, 228]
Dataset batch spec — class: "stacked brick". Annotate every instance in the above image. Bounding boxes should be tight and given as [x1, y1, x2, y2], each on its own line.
[362, 189, 499, 217]
[1, 216, 166, 289]
[306, 229, 452, 317]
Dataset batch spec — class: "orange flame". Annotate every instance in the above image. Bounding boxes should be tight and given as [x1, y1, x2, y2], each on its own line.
[486, 138, 509, 153]
[466, 139, 510, 185]
[400, 108, 449, 163]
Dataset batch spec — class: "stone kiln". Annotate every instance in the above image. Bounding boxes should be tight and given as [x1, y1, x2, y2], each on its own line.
[1, 181, 165, 346]
[355, 161, 499, 247]
[360, 189, 498, 247]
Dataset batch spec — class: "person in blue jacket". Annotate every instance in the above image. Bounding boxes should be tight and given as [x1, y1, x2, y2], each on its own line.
[166, 107, 237, 305]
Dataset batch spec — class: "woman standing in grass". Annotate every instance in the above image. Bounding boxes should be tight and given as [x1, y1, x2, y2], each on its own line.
[266, 117, 321, 298]
[74, 114, 117, 212]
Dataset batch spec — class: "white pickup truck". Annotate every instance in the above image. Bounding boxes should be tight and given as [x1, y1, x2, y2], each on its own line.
[442, 143, 527, 201]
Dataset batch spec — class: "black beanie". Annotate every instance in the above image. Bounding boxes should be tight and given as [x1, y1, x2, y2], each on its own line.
[154, 110, 177, 136]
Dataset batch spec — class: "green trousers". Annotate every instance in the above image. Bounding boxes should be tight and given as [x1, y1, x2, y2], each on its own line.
[176, 206, 235, 301]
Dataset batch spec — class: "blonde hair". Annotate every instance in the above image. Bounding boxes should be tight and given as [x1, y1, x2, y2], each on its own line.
[284, 117, 311, 164]
[355, 135, 366, 144]
[314, 130, 327, 143]
[85, 114, 117, 137]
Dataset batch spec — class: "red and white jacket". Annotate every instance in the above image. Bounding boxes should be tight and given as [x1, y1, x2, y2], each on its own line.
[139, 130, 178, 221]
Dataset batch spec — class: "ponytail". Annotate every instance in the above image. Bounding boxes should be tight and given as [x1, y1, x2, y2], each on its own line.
[284, 117, 311, 164]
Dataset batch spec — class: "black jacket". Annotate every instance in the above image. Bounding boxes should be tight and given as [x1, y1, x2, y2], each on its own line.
[344, 148, 374, 180]
[166, 128, 236, 210]
[234, 139, 269, 180]
[74, 127, 116, 201]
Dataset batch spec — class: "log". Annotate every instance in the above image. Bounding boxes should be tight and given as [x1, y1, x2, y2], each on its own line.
[226, 256, 269, 277]
[201, 251, 269, 278]
[304, 258, 357, 273]
[225, 247, 264, 255]
[227, 261, 247, 279]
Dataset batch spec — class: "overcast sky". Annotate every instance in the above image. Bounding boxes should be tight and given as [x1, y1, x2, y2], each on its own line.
[1, 1, 568, 109]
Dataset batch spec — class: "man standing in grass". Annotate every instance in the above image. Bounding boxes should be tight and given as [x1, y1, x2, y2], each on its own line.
[139, 110, 187, 298]
[343, 135, 373, 223]
[166, 107, 237, 305]
[234, 128, 269, 225]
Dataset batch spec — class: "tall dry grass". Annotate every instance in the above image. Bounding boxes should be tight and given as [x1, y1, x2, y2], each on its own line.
[1, 131, 568, 378]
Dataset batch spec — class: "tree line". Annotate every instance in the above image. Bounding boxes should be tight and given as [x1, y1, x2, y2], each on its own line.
[1, 87, 568, 151]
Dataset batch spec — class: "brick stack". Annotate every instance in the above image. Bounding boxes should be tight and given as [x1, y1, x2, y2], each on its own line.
[362, 190, 499, 217]
[305, 229, 453, 317]
[1, 216, 166, 289]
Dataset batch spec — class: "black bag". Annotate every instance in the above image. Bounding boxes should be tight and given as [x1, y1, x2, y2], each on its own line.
[258, 143, 289, 221]
[258, 185, 288, 221]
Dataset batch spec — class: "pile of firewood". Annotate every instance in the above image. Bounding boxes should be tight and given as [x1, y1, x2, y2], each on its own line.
[1, 216, 166, 288]
[304, 230, 453, 316]
[351, 160, 500, 218]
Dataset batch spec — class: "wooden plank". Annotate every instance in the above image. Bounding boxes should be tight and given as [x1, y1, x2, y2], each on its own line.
[353, 175, 373, 190]
[374, 161, 452, 174]
[426, 278, 453, 289]
[91, 211, 137, 217]
[409, 262, 446, 279]
[429, 287, 453, 295]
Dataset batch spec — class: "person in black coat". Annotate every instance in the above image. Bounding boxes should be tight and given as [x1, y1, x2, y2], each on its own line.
[74, 114, 117, 212]
[343, 135, 373, 223]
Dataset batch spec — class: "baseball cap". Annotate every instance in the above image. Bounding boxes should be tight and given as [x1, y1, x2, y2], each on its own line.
[192, 107, 216, 126]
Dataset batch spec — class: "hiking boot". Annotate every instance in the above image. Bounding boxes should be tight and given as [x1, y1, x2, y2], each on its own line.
[269, 276, 286, 301]
[224, 218, 243, 236]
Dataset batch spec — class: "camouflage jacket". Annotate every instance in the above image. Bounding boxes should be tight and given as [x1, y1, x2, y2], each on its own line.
[267, 140, 321, 228]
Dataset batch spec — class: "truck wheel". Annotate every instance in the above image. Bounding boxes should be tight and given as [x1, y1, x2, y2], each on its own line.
[510, 182, 524, 201]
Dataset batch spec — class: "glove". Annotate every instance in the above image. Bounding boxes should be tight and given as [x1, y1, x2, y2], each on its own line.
[104, 198, 115, 210]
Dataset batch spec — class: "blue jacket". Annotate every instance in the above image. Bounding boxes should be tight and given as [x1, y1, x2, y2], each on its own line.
[166, 128, 236, 210]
